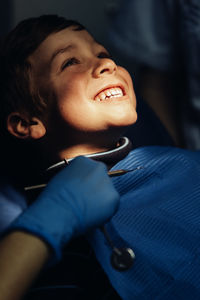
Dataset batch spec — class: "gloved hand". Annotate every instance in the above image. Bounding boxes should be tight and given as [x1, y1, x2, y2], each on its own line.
[8, 156, 119, 263]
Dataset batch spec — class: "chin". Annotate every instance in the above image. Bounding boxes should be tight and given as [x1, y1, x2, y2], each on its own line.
[114, 110, 138, 127]
[108, 113, 137, 138]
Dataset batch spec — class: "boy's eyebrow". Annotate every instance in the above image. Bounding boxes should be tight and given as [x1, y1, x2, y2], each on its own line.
[50, 44, 75, 64]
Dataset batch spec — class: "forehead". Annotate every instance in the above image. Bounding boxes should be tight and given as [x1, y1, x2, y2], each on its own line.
[29, 27, 98, 68]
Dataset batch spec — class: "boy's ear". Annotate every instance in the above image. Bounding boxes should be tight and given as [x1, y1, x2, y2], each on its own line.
[7, 112, 46, 140]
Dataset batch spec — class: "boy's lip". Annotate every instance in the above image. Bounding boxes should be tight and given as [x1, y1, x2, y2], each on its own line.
[93, 84, 126, 101]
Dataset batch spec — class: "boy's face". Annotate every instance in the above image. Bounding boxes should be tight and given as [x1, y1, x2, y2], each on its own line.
[29, 27, 137, 150]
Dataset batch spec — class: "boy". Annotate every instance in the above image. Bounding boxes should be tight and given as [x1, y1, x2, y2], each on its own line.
[0, 14, 137, 188]
[0, 14, 136, 299]
[1, 15, 200, 299]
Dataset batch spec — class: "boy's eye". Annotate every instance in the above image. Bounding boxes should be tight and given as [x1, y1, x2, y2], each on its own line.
[61, 57, 79, 70]
[97, 52, 112, 59]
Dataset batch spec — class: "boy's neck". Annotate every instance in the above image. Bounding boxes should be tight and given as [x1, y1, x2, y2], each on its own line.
[58, 143, 116, 162]
[45, 137, 132, 178]
[41, 132, 127, 168]
[24, 137, 132, 203]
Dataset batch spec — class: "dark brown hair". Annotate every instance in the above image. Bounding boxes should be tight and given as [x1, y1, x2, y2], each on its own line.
[0, 15, 84, 128]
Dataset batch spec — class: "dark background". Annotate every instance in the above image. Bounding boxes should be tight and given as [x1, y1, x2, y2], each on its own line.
[0, 0, 121, 44]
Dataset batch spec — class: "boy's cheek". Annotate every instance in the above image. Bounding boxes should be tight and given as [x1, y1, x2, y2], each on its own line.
[53, 73, 87, 101]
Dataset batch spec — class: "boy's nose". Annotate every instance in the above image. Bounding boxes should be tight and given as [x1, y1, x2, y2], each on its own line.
[92, 58, 117, 78]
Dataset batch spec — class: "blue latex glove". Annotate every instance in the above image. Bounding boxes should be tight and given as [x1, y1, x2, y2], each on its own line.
[8, 157, 120, 263]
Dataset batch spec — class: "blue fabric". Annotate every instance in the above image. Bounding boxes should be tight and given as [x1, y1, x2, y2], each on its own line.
[0, 183, 27, 233]
[1, 146, 200, 299]
[89, 146, 200, 299]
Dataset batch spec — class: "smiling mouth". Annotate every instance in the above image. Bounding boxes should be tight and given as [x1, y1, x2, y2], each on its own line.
[94, 86, 125, 101]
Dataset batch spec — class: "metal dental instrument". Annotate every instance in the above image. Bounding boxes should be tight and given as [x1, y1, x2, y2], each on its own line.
[24, 167, 143, 191]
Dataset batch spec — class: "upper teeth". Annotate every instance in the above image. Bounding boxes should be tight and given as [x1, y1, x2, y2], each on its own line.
[94, 87, 123, 101]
